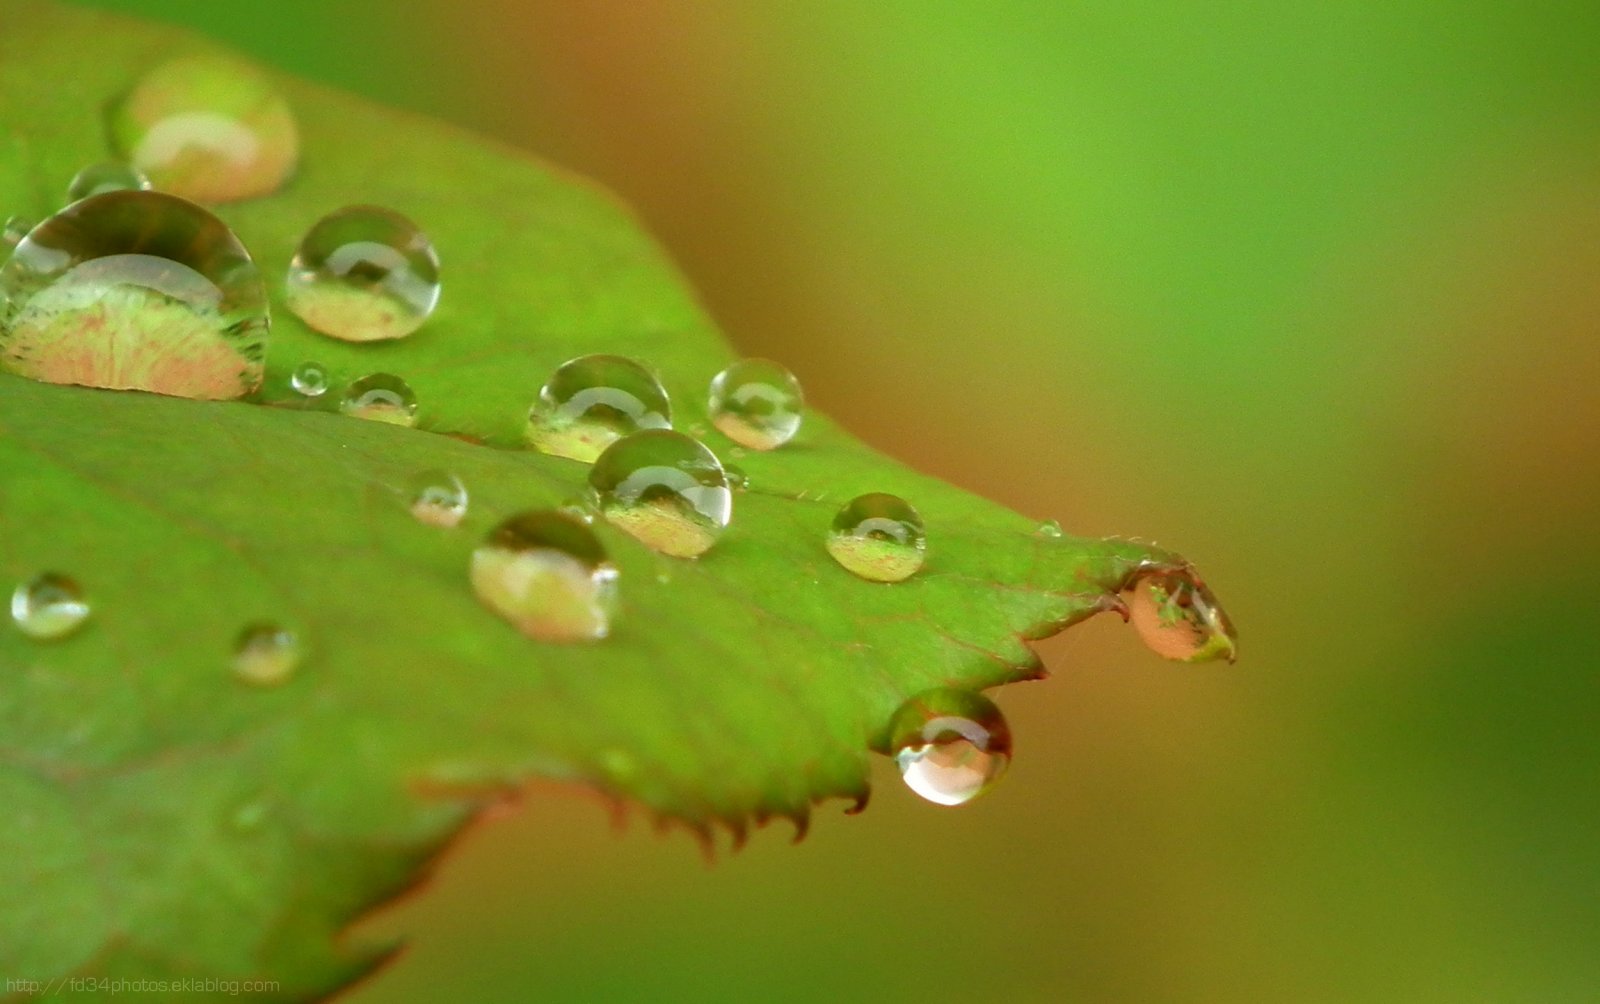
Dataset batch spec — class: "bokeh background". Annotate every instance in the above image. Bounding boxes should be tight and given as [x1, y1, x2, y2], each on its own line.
[76, 1, 1600, 1000]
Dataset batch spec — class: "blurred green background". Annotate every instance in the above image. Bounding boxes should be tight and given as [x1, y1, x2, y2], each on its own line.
[76, 1, 1600, 1000]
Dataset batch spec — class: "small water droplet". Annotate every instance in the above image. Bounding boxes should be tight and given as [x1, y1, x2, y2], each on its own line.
[826, 493, 926, 582]
[410, 469, 468, 527]
[113, 54, 299, 203]
[285, 206, 440, 342]
[471, 511, 619, 642]
[526, 354, 672, 462]
[889, 688, 1011, 806]
[65, 161, 151, 203]
[340, 373, 417, 426]
[724, 463, 749, 491]
[11, 573, 90, 640]
[0, 191, 269, 399]
[289, 361, 328, 397]
[557, 496, 597, 524]
[589, 430, 732, 558]
[708, 357, 804, 450]
[1035, 519, 1063, 538]
[232, 622, 302, 686]
[1125, 567, 1238, 663]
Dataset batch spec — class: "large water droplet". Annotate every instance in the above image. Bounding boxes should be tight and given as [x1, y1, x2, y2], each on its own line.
[1125, 566, 1238, 663]
[65, 162, 151, 203]
[113, 54, 299, 203]
[232, 622, 302, 686]
[289, 361, 328, 397]
[889, 688, 1012, 806]
[285, 206, 440, 342]
[11, 573, 90, 640]
[826, 493, 926, 582]
[410, 470, 468, 528]
[0, 191, 268, 399]
[707, 357, 804, 450]
[471, 511, 619, 642]
[526, 354, 672, 462]
[589, 430, 732, 558]
[340, 373, 417, 426]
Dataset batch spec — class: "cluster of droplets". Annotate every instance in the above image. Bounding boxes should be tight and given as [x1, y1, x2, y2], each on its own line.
[0, 50, 1242, 819]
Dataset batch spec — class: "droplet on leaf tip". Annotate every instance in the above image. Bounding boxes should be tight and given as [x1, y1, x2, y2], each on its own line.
[1124, 566, 1238, 663]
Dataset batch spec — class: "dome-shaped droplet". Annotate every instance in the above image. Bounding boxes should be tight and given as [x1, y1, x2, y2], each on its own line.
[232, 622, 302, 686]
[285, 206, 440, 343]
[0, 191, 268, 399]
[11, 573, 90, 640]
[889, 688, 1011, 806]
[410, 470, 468, 528]
[340, 373, 417, 426]
[289, 361, 328, 397]
[708, 357, 804, 450]
[589, 430, 731, 558]
[826, 492, 926, 582]
[1125, 566, 1238, 663]
[113, 54, 299, 203]
[65, 162, 151, 203]
[526, 354, 672, 462]
[471, 511, 619, 642]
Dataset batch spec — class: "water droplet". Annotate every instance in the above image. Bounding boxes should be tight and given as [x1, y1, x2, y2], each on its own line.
[889, 688, 1011, 806]
[1125, 567, 1238, 663]
[3, 215, 33, 250]
[589, 430, 732, 558]
[340, 373, 417, 426]
[65, 161, 151, 203]
[826, 493, 926, 582]
[471, 511, 619, 643]
[724, 463, 749, 491]
[285, 206, 440, 342]
[557, 496, 597, 524]
[526, 354, 672, 462]
[231, 622, 302, 686]
[289, 361, 328, 397]
[0, 191, 269, 399]
[708, 357, 804, 450]
[11, 573, 90, 640]
[231, 799, 269, 831]
[1035, 519, 1063, 538]
[410, 470, 468, 528]
[113, 54, 299, 203]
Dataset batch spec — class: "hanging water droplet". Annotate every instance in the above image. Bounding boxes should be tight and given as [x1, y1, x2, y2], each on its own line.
[1035, 519, 1063, 538]
[289, 361, 328, 397]
[113, 54, 299, 203]
[471, 511, 619, 643]
[65, 161, 151, 203]
[889, 688, 1011, 806]
[410, 469, 468, 528]
[707, 357, 804, 450]
[826, 493, 926, 582]
[1124, 566, 1238, 663]
[589, 430, 732, 558]
[526, 354, 672, 462]
[0, 191, 269, 399]
[11, 573, 90, 640]
[231, 622, 302, 686]
[285, 206, 441, 342]
[3, 215, 33, 251]
[340, 373, 417, 426]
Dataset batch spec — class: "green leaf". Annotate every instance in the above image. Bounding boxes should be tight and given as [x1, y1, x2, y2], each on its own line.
[0, 2, 1234, 999]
